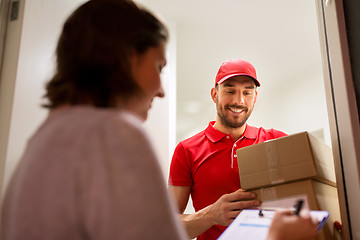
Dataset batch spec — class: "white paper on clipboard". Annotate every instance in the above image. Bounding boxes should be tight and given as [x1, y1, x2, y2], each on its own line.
[217, 209, 329, 240]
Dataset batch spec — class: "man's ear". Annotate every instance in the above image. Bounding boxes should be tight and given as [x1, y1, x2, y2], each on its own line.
[211, 87, 217, 103]
[254, 89, 258, 104]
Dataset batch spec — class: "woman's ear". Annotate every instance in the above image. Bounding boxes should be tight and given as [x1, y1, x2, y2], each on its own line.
[211, 87, 217, 103]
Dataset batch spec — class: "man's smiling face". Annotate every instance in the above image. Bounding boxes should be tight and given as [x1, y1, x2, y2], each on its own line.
[213, 75, 258, 129]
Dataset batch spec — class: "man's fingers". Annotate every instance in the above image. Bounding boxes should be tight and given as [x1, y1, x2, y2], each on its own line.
[224, 189, 257, 202]
[229, 199, 261, 210]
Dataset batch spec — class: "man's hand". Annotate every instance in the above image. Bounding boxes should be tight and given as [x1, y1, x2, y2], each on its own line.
[170, 187, 260, 239]
[206, 189, 261, 226]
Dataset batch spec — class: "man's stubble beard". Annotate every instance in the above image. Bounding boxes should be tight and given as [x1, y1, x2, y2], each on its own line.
[216, 103, 253, 129]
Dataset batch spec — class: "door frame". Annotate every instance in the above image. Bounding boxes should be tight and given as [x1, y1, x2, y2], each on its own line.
[316, 0, 360, 238]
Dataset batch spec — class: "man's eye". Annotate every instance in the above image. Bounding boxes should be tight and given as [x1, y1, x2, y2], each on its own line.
[225, 91, 234, 94]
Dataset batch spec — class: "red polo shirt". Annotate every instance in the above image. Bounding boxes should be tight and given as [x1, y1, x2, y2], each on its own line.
[168, 122, 287, 240]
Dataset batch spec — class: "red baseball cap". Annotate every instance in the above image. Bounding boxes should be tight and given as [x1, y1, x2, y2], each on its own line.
[215, 59, 260, 87]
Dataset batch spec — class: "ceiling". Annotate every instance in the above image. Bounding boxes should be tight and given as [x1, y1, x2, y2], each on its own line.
[135, 0, 323, 141]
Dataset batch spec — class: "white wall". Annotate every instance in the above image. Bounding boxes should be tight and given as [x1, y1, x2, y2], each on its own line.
[0, 0, 86, 195]
[144, 22, 177, 180]
[249, 63, 331, 146]
[0, 0, 176, 195]
[176, 62, 331, 148]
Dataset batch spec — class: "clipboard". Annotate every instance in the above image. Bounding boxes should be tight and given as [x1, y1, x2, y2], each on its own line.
[217, 209, 329, 240]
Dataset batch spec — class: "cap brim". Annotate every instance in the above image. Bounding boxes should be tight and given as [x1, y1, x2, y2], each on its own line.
[216, 74, 260, 87]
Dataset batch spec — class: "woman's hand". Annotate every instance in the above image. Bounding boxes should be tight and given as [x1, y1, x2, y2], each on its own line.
[267, 209, 318, 240]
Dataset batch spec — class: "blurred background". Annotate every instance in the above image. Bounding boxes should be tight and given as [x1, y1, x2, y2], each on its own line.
[0, 0, 329, 205]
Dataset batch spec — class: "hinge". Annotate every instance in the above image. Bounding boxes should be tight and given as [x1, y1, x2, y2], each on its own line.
[10, 0, 20, 21]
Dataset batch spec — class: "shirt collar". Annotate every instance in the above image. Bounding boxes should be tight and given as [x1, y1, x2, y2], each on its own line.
[204, 121, 258, 142]
[243, 124, 258, 139]
[204, 121, 225, 142]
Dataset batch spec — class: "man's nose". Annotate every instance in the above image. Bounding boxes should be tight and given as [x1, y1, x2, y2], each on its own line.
[234, 93, 245, 105]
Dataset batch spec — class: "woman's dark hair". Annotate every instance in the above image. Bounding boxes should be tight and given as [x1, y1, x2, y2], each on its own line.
[43, 0, 168, 109]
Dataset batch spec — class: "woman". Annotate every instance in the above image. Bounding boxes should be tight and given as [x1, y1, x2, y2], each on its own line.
[1, 0, 318, 239]
[1, 0, 186, 239]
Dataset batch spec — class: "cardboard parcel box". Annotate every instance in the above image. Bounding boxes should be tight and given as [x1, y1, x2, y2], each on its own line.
[237, 131, 336, 190]
[252, 179, 342, 240]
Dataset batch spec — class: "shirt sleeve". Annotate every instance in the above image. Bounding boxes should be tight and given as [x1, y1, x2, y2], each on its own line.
[77, 113, 187, 240]
[268, 128, 288, 138]
[168, 142, 193, 186]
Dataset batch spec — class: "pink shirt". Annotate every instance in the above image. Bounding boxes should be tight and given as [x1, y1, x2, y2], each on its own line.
[2, 107, 187, 240]
[169, 122, 287, 240]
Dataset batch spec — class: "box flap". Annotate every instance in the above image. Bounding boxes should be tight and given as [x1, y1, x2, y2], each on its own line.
[307, 133, 336, 183]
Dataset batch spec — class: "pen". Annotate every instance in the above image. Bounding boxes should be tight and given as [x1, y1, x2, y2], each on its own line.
[257, 207, 296, 212]
[257, 199, 304, 217]
[293, 199, 304, 215]
[257, 207, 296, 217]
